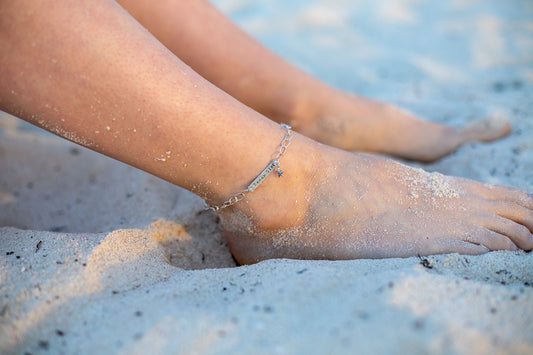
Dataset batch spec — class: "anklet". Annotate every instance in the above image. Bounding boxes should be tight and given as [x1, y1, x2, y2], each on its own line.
[207, 123, 293, 212]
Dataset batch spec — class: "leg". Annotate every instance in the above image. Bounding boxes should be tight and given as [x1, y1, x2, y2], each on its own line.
[0, 0, 280, 206]
[117, 0, 510, 162]
[0, 0, 531, 265]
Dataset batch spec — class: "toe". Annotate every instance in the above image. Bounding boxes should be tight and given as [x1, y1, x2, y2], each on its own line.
[473, 184, 533, 210]
[461, 115, 511, 143]
[481, 213, 533, 251]
[464, 227, 518, 251]
[443, 240, 490, 255]
[487, 201, 533, 233]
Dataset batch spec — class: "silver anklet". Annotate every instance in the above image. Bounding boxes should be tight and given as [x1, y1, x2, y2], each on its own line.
[207, 123, 293, 212]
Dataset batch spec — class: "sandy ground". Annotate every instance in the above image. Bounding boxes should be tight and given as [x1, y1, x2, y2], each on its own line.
[1, 0, 532, 354]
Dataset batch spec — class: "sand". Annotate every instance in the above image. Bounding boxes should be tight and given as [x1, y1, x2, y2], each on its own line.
[1, 0, 532, 354]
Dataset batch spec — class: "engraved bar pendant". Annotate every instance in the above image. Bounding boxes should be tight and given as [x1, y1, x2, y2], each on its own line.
[247, 160, 280, 192]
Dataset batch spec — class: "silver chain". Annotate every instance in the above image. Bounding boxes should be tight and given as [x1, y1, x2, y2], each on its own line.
[206, 123, 293, 212]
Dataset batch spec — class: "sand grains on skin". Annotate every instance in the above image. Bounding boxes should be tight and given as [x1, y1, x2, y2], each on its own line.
[398, 168, 461, 200]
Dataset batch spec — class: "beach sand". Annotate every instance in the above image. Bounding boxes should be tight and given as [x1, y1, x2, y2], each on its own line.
[1, 0, 532, 354]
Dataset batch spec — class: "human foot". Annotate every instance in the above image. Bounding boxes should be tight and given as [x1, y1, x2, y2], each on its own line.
[220, 136, 533, 264]
[290, 89, 511, 162]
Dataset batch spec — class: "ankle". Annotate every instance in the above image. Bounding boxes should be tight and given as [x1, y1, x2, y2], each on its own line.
[284, 85, 348, 145]
[270, 78, 331, 130]
[220, 134, 321, 231]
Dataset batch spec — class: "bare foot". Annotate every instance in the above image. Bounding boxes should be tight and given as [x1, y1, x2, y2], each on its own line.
[290, 89, 511, 162]
[220, 136, 532, 264]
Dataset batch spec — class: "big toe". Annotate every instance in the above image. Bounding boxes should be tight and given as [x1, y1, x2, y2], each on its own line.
[462, 115, 511, 142]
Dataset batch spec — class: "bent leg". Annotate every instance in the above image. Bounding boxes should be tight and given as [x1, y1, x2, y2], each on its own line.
[0, 0, 286, 207]
[1, 0, 531, 264]
[117, 0, 510, 162]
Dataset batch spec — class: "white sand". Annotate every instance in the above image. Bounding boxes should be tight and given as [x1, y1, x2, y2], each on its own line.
[1, 0, 533, 354]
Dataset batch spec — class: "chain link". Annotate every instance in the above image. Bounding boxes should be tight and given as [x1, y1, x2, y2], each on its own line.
[275, 123, 293, 160]
[207, 123, 293, 212]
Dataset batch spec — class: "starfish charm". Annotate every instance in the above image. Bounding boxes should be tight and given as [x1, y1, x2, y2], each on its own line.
[276, 169, 284, 177]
